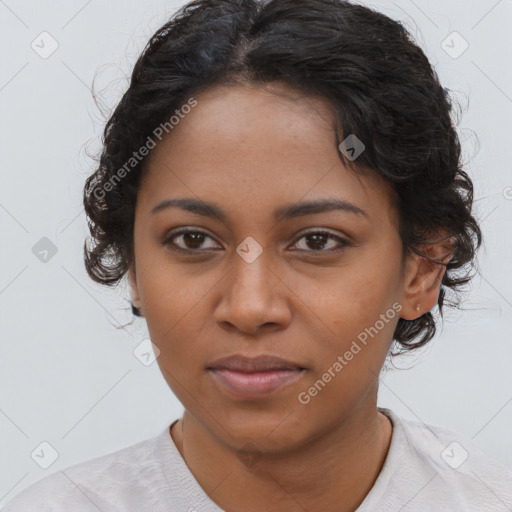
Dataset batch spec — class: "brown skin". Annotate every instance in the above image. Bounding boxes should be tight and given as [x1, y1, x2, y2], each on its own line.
[128, 82, 453, 511]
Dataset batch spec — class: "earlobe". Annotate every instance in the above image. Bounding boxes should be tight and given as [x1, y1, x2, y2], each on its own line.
[128, 265, 142, 311]
[399, 236, 454, 320]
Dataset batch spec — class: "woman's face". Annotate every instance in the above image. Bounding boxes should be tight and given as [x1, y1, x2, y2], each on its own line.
[129, 82, 419, 452]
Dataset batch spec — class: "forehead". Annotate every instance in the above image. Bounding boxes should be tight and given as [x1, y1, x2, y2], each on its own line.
[138, 82, 397, 227]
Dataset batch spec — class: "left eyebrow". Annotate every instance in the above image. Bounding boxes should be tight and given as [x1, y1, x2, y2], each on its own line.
[274, 198, 369, 221]
[150, 197, 369, 221]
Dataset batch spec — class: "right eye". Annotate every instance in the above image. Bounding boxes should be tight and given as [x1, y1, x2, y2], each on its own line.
[162, 229, 222, 253]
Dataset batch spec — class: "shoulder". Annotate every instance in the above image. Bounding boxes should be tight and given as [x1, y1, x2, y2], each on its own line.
[376, 408, 512, 511]
[1, 431, 165, 512]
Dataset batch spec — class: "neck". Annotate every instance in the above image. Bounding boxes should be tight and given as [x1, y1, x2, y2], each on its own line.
[171, 402, 393, 512]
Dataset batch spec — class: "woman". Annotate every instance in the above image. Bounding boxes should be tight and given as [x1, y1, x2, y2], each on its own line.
[4, 0, 511, 510]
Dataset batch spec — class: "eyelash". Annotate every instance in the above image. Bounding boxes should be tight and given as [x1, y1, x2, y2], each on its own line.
[162, 228, 350, 255]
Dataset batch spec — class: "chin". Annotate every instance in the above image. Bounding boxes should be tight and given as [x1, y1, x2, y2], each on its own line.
[197, 399, 315, 453]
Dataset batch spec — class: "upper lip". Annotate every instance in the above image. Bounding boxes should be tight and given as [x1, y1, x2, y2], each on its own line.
[207, 355, 305, 373]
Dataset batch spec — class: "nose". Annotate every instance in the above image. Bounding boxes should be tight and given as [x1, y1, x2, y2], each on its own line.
[213, 250, 292, 335]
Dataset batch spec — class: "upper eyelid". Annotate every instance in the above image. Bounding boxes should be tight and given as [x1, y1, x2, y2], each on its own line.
[164, 227, 221, 245]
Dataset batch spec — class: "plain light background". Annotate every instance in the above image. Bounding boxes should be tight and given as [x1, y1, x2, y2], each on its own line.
[1, 0, 511, 505]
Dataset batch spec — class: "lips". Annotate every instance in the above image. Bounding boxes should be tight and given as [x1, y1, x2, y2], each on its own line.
[208, 355, 305, 372]
[207, 355, 306, 399]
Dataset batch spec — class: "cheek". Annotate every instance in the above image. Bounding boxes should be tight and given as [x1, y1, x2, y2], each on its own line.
[300, 254, 401, 342]
[294, 270, 399, 420]
[136, 261, 213, 354]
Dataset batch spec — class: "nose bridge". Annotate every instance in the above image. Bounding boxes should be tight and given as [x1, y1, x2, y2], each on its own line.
[214, 241, 291, 333]
[229, 244, 275, 306]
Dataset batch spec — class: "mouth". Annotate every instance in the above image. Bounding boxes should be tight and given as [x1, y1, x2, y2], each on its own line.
[207, 355, 306, 399]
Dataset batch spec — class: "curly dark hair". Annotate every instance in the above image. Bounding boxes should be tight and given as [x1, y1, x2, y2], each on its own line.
[83, 0, 482, 357]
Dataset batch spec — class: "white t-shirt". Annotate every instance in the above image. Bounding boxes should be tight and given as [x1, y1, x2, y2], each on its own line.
[2, 407, 511, 511]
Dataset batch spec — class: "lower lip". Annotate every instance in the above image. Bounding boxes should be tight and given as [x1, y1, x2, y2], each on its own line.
[209, 368, 304, 398]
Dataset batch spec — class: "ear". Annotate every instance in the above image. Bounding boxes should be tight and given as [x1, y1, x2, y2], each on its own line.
[127, 264, 142, 313]
[399, 233, 455, 320]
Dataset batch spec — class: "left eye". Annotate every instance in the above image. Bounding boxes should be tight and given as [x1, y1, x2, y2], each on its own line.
[292, 231, 349, 252]
[163, 229, 348, 253]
